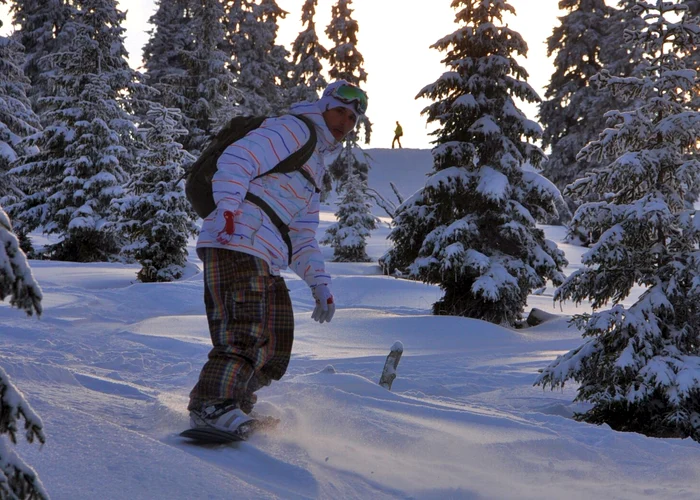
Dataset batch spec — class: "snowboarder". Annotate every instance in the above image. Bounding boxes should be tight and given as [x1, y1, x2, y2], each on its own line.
[187, 81, 369, 436]
[392, 121, 403, 149]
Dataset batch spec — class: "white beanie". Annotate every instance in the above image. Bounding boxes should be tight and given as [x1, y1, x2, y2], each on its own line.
[318, 80, 365, 118]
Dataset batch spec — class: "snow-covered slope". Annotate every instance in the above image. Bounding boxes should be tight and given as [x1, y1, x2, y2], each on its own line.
[2, 149, 695, 499]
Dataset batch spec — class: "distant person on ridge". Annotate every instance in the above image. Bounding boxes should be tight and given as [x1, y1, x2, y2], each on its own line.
[392, 121, 403, 149]
[187, 81, 368, 436]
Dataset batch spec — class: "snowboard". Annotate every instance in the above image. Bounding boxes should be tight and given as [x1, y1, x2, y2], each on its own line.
[179, 415, 280, 445]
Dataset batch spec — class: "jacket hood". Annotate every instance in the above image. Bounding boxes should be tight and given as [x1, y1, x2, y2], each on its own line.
[289, 101, 343, 156]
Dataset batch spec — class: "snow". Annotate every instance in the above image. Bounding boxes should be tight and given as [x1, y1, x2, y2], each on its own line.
[453, 93, 478, 110]
[0, 140, 17, 163]
[3, 149, 700, 499]
[469, 115, 502, 135]
[477, 165, 509, 202]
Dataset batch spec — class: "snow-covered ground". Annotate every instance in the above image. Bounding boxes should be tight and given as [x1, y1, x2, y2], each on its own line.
[4, 149, 699, 499]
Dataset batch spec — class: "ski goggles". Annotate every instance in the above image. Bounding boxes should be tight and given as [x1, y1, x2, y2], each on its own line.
[329, 83, 368, 115]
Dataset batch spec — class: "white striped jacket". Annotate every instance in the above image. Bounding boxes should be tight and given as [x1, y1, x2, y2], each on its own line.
[196, 101, 339, 289]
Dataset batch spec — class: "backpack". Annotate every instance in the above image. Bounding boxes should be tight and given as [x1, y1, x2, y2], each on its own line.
[184, 114, 319, 264]
[184, 114, 318, 219]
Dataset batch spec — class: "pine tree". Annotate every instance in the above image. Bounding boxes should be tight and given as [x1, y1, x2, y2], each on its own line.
[10, 0, 145, 262]
[538, 0, 612, 217]
[0, 208, 41, 315]
[182, 0, 239, 151]
[142, 0, 193, 113]
[113, 105, 198, 282]
[144, 0, 239, 154]
[324, 0, 374, 245]
[322, 145, 376, 261]
[325, 0, 367, 87]
[559, 0, 648, 242]
[288, 0, 329, 103]
[227, 0, 291, 116]
[383, 0, 567, 325]
[10, 0, 70, 109]
[536, 0, 700, 441]
[681, 0, 700, 206]
[600, 0, 648, 82]
[0, 22, 41, 207]
[327, 144, 368, 188]
[0, 206, 47, 500]
[325, 0, 371, 143]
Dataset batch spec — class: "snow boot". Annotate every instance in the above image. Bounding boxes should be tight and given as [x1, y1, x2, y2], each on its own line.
[189, 400, 253, 433]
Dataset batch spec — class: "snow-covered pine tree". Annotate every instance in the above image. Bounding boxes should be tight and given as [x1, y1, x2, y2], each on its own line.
[680, 0, 700, 206]
[10, 0, 70, 110]
[0, 18, 41, 256]
[177, 0, 239, 152]
[0, 205, 47, 500]
[324, 0, 374, 248]
[224, 0, 248, 80]
[324, 140, 373, 257]
[227, 0, 291, 116]
[325, 140, 371, 209]
[600, 0, 648, 81]
[327, 138, 368, 188]
[320, 0, 372, 243]
[325, 0, 366, 89]
[321, 143, 377, 261]
[0, 208, 41, 315]
[288, 0, 329, 103]
[0, 19, 41, 207]
[9, 0, 145, 262]
[383, 0, 567, 325]
[113, 105, 197, 282]
[536, 0, 700, 440]
[325, 0, 371, 144]
[683, 0, 700, 103]
[560, 0, 648, 243]
[538, 0, 612, 218]
[142, 0, 193, 116]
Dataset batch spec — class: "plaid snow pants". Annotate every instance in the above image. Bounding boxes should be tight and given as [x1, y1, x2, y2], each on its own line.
[188, 248, 294, 411]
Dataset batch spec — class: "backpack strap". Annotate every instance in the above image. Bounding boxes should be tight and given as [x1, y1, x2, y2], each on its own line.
[245, 114, 319, 264]
[245, 192, 294, 264]
[251, 114, 319, 193]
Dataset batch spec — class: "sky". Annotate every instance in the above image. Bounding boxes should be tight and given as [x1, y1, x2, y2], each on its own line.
[0, 0, 566, 150]
[4, 149, 700, 499]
